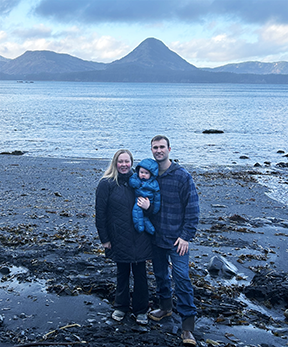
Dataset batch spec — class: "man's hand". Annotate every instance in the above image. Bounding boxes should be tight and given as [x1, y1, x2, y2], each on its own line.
[137, 197, 150, 210]
[174, 237, 189, 256]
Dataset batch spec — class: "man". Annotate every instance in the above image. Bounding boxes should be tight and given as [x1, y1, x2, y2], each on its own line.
[148, 135, 200, 346]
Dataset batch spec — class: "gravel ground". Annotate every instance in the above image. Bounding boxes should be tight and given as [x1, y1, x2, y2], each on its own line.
[0, 155, 288, 347]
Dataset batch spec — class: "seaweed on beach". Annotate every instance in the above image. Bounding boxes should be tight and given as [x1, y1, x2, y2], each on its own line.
[1, 157, 288, 347]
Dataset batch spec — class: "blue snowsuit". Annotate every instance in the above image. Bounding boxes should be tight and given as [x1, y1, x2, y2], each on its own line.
[129, 158, 161, 235]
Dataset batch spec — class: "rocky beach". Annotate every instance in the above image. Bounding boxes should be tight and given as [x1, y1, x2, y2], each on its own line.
[0, 154, 288, 347]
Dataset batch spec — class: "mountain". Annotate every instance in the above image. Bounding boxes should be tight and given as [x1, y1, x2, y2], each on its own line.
[0, 55, 10, 62]
[111, 37, 197, 71]
[0, 55, 10, 71]
[1, 38, 195, 77]
[1, 50, 106, 75]
[203, 61, 288, 75]
[1, 38, 288, 83]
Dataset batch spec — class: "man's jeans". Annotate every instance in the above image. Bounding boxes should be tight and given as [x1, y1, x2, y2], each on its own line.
[152, 244, 197, 320]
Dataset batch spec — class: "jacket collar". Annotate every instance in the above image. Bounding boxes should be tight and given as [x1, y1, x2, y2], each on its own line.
[118, 170, 133, 184]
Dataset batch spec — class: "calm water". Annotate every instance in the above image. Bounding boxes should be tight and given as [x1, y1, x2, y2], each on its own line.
[0, 80, 287, 167]
[1, 80, 288, 205]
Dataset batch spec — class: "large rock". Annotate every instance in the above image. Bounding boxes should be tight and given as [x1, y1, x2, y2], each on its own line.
[202, 129, 224, 134]
[0, 150, 26, 155]
[243, 269, 288, 306]
[207, 255, 238, 278]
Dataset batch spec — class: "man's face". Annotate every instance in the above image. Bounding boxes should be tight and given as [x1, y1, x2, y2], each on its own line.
[151, 139, 171, 163]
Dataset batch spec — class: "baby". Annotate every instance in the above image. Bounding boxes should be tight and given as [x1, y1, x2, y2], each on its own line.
[129, 158, 160, 235]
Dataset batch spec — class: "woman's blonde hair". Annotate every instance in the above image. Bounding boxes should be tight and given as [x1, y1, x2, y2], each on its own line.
[102, 149, 133, 183]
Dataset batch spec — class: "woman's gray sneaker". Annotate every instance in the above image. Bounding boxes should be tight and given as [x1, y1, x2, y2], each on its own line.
[136, 313, 148, 325]
[112, 310, 126, 321]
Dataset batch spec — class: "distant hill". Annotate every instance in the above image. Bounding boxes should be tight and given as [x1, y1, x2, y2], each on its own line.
[203, 61, 288, 75]
[0, 55, 10, 62]
[111, 37, 197, 71]
[1, 50, 106, 75]
[1, 38, 288, 83]
[0, 55, 10, 70]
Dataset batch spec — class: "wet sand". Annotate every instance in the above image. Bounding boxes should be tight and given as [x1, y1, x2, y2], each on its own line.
[0, 155, 288, 347]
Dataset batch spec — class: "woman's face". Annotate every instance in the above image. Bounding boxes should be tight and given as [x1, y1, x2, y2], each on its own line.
[117, 153, 132, 174]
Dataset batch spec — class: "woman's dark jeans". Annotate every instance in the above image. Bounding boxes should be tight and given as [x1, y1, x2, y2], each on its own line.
[114, 261, 149, 315]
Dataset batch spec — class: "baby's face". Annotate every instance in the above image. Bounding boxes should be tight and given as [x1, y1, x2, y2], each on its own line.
[139, 167, 151, 180]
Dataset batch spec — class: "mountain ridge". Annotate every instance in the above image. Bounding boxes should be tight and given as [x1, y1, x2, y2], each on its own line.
[1, 50, 106, 75]
[1, 38, 288, 83]
[203, 61, 288, 75]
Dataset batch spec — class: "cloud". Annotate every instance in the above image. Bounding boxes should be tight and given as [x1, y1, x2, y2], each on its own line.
[12, 24, 52, 39]
[171, 35, 253, 66]
[171, 22, 288, 67]
[259, 23, 288, 45]
[0, 28, 129, 62]
[33, 0, 288, 25]
[208, 0, 288, 24]
[48, 33, 129, 62]
[0, 31, 7, 41]
[0, 0, 21, 16]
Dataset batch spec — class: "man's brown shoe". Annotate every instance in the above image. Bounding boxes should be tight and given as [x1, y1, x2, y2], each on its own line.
[181, 330, 196, 345]
[148, 308, 172, 321]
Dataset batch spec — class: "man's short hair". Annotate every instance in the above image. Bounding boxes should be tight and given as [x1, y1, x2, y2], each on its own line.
[151, 135, 170, 148]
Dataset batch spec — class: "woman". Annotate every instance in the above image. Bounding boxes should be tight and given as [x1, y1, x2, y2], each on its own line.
[95, 149, 152, 325]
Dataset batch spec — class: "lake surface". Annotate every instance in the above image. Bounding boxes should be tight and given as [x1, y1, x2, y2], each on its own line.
[1, 80, 288, 205]
[0, 81, 287, 167]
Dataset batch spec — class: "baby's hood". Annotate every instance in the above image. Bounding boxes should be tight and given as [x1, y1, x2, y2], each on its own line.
[136, 158, 159, 178]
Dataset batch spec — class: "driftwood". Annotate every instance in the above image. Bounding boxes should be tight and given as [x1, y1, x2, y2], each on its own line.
[14, 324, 86, 347]
[15, 342, 86, 347]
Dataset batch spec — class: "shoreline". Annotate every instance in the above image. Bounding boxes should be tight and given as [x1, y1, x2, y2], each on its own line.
[2, 150, 288, 173]
[1, 154, 288, 347]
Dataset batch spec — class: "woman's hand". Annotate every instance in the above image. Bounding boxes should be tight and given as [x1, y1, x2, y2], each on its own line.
[102, 241, 111, 249]
[137, 197, 150, 210]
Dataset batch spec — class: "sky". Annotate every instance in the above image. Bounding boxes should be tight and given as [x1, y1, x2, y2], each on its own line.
[1, 0, 288, 68]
